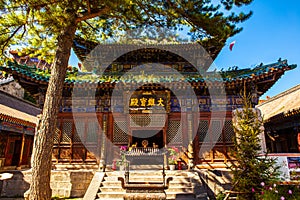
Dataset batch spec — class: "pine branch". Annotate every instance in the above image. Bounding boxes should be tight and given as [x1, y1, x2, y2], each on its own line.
[165, 0, 208, 37]
[1, 24, 25, 54]
[75, 7, 110, 23]
[135, 1, 165, 27]
[82, 20, 97, 32]
[86, 0, 91, 14]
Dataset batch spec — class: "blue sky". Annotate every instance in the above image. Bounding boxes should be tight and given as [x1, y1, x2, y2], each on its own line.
[70, 1, 300, 99]
[214, 0, 300, 99]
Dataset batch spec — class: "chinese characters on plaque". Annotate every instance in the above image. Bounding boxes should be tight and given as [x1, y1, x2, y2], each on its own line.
[128, 91, 170, 113]
[130, 97, 165, 107]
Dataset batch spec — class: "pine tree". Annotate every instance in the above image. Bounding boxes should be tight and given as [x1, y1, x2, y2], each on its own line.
[230, 95, 279, 200]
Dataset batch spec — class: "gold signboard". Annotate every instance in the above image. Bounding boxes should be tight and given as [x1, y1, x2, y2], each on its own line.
[126, 91, 170, 113]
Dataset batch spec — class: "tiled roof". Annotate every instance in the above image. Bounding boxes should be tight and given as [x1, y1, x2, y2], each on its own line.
[0, 104, 37, 127]
[0, 59, 295, 84]
[257, 84, 300, 121]
[0, 59, 296, 97]
[73, 36, 222, 63]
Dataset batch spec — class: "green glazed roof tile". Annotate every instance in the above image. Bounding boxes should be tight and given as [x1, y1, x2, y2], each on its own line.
[1, 59, 296, 85]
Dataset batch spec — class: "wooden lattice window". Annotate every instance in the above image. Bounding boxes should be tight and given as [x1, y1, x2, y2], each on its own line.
[167, 120, 182, 144]
[224, 120, 234, 143]
[0, 134, 7, 157]
[86, 121, 98, 143]
[211, 120, 223, 143]
[61, 121, 72, 143]
[74, 121, 85, 143]
[198, 120, 209, 143]
[198, 120, 223, 143]
[113, 121, 128, 144]
[54, 120, 61, 144]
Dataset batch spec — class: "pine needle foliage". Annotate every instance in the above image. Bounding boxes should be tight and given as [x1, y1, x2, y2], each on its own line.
[229, 94, 279, 200]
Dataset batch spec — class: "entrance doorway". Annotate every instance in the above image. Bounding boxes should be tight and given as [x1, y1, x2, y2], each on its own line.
[131, 130, 164, 148]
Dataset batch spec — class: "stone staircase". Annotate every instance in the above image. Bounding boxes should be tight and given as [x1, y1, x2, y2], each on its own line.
[96, 171, 125, 200]
[94, 170, 206, 200]
[164, 171, 199, 199]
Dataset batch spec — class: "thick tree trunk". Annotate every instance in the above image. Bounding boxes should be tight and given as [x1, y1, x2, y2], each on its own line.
[28, 21, 77, 200]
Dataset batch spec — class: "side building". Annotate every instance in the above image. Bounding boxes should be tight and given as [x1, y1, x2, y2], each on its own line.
[0, 90, 41, 169]
[257, 84, 300, 153]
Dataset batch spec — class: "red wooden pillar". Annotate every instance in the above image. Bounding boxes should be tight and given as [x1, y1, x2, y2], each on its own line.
[17, 126, 26, 169]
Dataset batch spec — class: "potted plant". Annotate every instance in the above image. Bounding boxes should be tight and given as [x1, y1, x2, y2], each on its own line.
[117, 145, 128, 171]
[168, 146, 180, 170]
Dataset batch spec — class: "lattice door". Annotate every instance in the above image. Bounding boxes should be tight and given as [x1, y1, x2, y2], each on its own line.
[74, 121, 85, 143]
[198, 120, 209, 143]
[211, 120, 223, 143]
[113, 121, 128, 144]
[167, 120, 182, 145]
[224, 120, 234, 143]
[86, 121, 99, 143]
[61, 121, 72, 143]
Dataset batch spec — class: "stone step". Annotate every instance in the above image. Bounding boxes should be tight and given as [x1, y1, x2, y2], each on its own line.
[97, 192, 125, 199]
[105, 170, 196, 177]
[108, 170, 195, 175]
[122, 170, 165, 176]
[129, 164, 163, 170]
[168, 176, 192, 180]
[104, 176, 120, 181]
[127, 173, 190, 177]
[166, 171, 195, 176]
[102, 181, 123, 187]
[101, 180, 192, 188]
[169, 181, 192, 186]
[124, 193, 167, 199]
[166, 192, 196, 200]
[127, 177, 165, 182]
[105, 177, 192, 184]
[104, 176, 173, 182]
[105, 172, 127, 177]
[100, 186, 124, 193]
[165, 187, 194, 193]
[96, 170, 201, 200]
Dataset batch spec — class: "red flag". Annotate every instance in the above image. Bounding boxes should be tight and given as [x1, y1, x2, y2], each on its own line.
[78, 62, 82, 70]
[229, 41, 236, 51]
